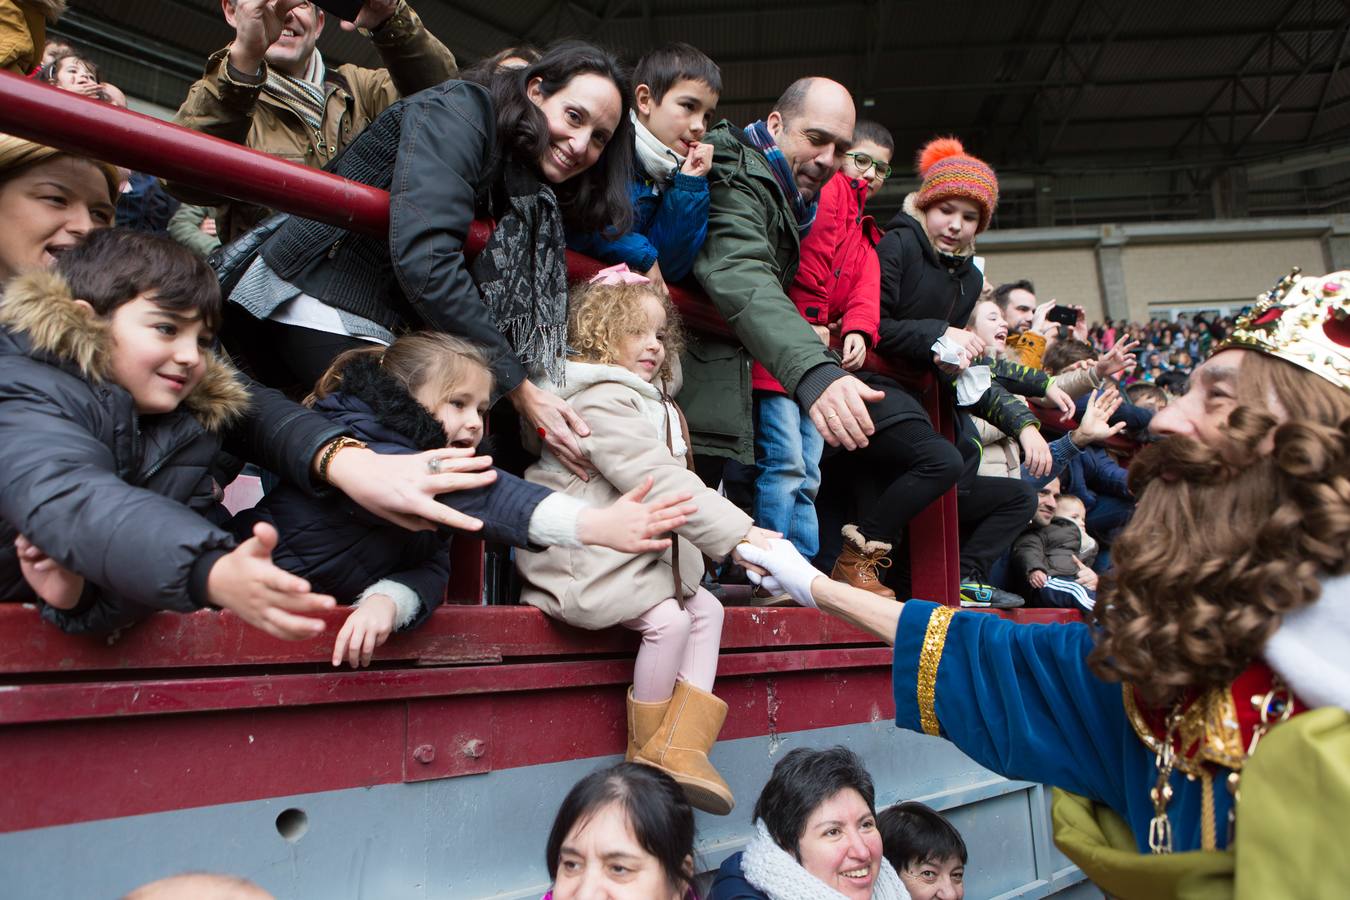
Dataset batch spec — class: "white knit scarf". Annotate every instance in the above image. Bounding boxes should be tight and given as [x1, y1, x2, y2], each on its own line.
[741, 821, 911, 900]
[631, 109, 684, 184]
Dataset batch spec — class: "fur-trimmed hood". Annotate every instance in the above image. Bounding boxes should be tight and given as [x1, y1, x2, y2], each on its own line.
[0, 270, 250, 432]
[311, 353, 449, 452]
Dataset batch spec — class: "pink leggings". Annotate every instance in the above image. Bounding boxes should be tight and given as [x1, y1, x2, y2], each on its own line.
[622, 586, 724, 702]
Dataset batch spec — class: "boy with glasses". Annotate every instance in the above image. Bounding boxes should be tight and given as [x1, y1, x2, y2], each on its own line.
[749, 122, 893, 594]
[840, 120, 895, 201]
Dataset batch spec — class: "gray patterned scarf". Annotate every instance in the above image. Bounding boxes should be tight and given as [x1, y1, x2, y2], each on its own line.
[470, 161, 569, 386]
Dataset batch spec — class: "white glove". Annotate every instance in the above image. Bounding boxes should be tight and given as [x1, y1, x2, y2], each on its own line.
[735, 539, 823, 609]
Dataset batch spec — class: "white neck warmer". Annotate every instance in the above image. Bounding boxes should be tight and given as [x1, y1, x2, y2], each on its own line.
[741, 821, 911, 900]
[1264, 572, 1350, 710]
[631, 109, 683, 184]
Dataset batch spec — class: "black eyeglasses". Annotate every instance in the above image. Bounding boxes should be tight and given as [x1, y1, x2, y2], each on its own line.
[844, 151, 892, 179]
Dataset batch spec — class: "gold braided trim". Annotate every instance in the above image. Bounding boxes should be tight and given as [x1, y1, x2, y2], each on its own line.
[917, 606, 957, 736]
[1200, 769, 1217, 851]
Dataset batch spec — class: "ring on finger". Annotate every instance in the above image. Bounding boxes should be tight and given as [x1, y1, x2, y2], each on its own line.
[427, 457, 443, 475]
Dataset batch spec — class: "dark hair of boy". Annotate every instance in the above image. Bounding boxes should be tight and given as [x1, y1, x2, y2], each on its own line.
[1041, 338, 1096, 375]
[632, 42, 722, 102]
[876, 801, 968, 873]
[852, 120, 895, 154]
[752, 745, 877, 854]
[992, 279, 1036, 312]
[56, 229, 223, 332]
[545, 762, 695, 892]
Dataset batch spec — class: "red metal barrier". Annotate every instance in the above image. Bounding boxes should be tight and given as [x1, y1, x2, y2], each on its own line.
[0, 71, 960, 606]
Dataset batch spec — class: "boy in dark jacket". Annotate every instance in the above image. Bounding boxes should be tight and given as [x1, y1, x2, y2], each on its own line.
[567, 42, 720, 286]
[0, 229, 337, 635]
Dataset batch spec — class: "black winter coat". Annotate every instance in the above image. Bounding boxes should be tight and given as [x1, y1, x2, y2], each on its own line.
[0, 272, 251, 634]
[258, 80, 539, 392]
[858, 194, 986, 433]
[233, 355, 551, 627]
[1012, 517, 1086, 580]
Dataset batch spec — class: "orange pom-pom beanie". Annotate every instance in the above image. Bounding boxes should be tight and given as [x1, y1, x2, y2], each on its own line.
[914, 137, 999, 232]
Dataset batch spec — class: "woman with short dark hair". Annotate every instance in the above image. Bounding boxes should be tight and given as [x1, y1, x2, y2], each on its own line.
[710, 747, 910, 899]
[877, 802, 966, 900]
[233, 40, 635, 476]
[545, 762, 696, 900]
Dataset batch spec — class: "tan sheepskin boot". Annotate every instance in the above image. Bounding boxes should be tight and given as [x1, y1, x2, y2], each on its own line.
[830, 524, 897, 599]
[625, 688, 671, 762]
[634, 681, 735, 815]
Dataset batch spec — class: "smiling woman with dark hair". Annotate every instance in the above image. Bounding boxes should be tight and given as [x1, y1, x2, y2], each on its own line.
[230, 40, 635, 477]
[710, 747, 910, 899]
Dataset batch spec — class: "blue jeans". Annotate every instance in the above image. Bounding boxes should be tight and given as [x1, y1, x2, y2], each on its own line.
[753, 393, 824, 559]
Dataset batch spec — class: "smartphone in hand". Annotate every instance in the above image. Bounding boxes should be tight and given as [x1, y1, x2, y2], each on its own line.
[312, 0, 365, 20]
[1047, 305, 1079, 328]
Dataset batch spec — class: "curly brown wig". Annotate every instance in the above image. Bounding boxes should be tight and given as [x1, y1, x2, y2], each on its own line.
[567, 281, 684, 384]
[1089, 351, 1350, 707]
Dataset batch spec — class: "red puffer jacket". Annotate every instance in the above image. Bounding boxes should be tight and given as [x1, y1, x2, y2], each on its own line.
[752, 171, 882, 394]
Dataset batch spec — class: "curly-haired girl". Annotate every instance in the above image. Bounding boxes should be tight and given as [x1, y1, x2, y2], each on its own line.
[517, 264, 776, 816]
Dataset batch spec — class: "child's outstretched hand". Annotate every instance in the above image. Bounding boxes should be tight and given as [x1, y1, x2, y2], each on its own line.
[576, 475, 697, 553]
[14, 534, 84, 609]
[681, 142, 713, 178]
[841, 333, 867, 371]
[207, 522, 336, 640]
[332, 594, 398, 668]
[1070, 388, 1127, 448]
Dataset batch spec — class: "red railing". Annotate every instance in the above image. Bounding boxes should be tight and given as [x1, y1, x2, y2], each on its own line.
[0, 70, 963, 608]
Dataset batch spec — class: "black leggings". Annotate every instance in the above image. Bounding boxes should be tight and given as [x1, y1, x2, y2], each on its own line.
[855, 419, 964, 543]
[224, 306, 373, 401]
[957, 475, 1037, 582]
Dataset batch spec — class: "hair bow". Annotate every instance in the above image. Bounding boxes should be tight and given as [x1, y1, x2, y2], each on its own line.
[587, 263, 651, 286]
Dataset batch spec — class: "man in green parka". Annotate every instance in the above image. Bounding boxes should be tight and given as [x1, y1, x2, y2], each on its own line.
[684, 77, 884, 464]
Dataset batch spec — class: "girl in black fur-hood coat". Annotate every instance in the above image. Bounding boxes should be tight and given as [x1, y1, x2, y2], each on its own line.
[232, 336, 563, 660]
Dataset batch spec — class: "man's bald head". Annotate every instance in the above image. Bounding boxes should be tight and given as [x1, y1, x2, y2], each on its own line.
[123, 874, 274, 900]
[766, 77, 857, 201]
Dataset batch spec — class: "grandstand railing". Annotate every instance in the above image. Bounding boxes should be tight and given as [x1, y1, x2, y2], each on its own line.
[0, 70, 1093, 843]
[0, 68, 968, 607]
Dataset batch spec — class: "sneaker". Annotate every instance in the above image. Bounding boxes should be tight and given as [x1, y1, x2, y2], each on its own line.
[959, 582, 1025, 609]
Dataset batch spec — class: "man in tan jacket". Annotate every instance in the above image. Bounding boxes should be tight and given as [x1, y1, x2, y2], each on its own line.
[172, 0, 456, 241]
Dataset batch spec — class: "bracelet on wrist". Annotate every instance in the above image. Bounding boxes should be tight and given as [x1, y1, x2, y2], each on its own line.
[317, 436, 367, 483]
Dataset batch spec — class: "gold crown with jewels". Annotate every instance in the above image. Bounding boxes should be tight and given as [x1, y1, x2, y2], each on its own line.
[1217, 267, 1350, 393]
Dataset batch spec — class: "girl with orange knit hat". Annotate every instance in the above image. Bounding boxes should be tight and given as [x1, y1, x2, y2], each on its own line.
[827, 137, 1036, 610]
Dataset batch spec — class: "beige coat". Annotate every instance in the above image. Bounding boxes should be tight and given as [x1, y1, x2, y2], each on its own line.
[517, 362, 753, 630]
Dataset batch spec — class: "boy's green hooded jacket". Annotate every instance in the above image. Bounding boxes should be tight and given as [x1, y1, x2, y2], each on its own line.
[684, 120, 848, 462]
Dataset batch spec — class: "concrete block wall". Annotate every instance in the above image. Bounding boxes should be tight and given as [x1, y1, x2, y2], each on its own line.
[979, 247, 1106, 322]
[976, 216, 1349, 324]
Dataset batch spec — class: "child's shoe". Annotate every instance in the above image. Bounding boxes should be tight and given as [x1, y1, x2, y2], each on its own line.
[625, 688, 671, 761]
[634, 681, 735, 815]
[959, 581, 1025, 609]
[830, 524, 896, 599]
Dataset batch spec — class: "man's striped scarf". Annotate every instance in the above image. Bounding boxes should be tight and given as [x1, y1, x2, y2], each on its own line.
[264, 50, 327, 133]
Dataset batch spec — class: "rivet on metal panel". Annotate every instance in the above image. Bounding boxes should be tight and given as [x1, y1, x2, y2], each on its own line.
[462, 739, 486, 758]
[412, 744, 436, 764]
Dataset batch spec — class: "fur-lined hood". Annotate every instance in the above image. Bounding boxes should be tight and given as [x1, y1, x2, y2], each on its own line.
[0, 270, 250, 432]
